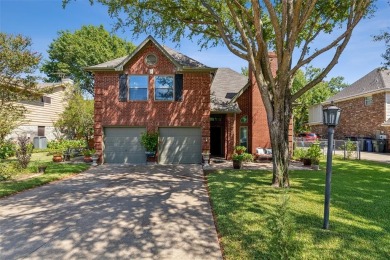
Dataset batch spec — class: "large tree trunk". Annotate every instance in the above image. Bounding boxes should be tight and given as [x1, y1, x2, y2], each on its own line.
[267, 85, 292, 188]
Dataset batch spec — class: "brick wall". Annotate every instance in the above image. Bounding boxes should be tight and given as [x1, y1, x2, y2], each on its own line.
[311, 93, 390, 151]
[93, 42, 211, 161]
[311, 93, 390, 141]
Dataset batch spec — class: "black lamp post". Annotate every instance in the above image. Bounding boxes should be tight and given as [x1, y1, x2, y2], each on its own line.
[322, 102, 341, 230]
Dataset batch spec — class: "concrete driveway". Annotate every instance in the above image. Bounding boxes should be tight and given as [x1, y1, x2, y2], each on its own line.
[0, 164, 222, 259]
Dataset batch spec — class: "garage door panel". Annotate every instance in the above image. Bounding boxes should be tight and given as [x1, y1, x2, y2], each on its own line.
[104, 127, 146, 164]
[159, 128, 202, 164]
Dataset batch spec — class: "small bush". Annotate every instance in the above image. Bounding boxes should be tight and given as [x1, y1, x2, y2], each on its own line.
[16, 136, 33, 169]
[266, 194, 302, 260]
[0, 141, 16, 159]
[307, 141, 322, 165]
[344, 139, 357, 159]
[140, 132, 159, 152]
[47, 139, 86, 151]
[0, 162, 19, 181]
[292, 148, 307, 161]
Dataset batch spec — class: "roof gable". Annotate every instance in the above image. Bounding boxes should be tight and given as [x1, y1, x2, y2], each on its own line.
[326, 68, 390, 103]
[85, 36, 213, 72]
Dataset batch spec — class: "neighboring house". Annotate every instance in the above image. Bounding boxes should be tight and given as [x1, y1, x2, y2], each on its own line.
[8, 78, 73, 141]
[87, 36, 284, 164]
[309, 68, 390, 144]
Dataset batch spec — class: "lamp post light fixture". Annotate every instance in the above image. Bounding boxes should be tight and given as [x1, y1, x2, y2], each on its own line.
[322, 102, 341, 230]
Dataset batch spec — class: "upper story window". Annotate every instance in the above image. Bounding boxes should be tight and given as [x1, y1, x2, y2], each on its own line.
[364, 96, 373, 106]
[41, 96, 51, 104]
[155, 75, 174, 101]
[129, 75, 148, 101]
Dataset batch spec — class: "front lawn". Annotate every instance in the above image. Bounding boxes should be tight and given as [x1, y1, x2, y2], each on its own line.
[0, 152, 90, 198]
[207, 159, 390, 259]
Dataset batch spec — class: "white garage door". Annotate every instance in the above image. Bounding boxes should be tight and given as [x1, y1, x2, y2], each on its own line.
[159, 127, 202, 164]
[104, 127, 146, 164]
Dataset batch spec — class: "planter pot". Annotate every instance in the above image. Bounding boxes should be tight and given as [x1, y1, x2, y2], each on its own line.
[311, 164, 320, 170]
[145, 151, 156, 157]
[53, 155, 62, 162]
[202, 153, 210, 166]
[302, 158, 312, 166]
[84, 156, 93, 163]
[233, 160, 243, 169]
[92, 155, 98, 166]
[38, 166, 47, 173]
[146, 155, 157, 163]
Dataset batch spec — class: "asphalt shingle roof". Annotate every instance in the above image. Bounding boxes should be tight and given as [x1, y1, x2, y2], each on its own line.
[210, 68, 248, 113]
[327, 68, 390, 103]
[85, 36, 210, 71]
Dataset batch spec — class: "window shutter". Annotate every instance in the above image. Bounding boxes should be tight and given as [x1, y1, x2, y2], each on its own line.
[119, 74, 128, 102]
[175, 74, 183, 101]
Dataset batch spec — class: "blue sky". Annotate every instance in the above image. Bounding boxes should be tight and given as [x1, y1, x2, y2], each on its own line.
[1, 0, 389, 84]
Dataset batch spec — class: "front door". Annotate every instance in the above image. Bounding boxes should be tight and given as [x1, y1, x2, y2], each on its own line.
[210, 114, 225, 157]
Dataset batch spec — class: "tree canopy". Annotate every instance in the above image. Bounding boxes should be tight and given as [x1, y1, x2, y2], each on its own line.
[54, 88, 94, 143]
[41, 25, 136, 95]
[0, 33, 43, 143]
[292, 67, 347, 133]
[64, 0, 373, 187]
[374, 30, 390, 68]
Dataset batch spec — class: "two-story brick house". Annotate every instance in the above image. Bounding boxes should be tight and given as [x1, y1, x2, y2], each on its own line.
[87, 36, 277, 164]
[309, 68, 390, 150]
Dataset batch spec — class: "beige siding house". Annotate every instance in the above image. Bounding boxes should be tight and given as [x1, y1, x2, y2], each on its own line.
[8, 78, 73, 141]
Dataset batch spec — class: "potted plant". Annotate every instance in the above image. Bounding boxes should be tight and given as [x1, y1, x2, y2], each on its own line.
[52, 150, 63, 162]
[234, 146, 246, 155]
[232, 146, 254, 169]
[83, 149, 96, 163]
[36, 160, 48, 173]
[140, 132, 159, 162]
[307, 141, 322, 170]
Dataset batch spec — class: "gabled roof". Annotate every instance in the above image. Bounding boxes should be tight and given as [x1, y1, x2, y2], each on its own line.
[326, 68, 390, 103]
[85, 35, 214, 72]
[210, 68, 248, 113]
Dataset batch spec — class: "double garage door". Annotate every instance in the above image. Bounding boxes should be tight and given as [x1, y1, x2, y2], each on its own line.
[104, 127, 202, 164]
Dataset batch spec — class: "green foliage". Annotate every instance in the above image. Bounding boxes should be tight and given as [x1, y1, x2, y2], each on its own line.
[232, 152, 254, 162]
[83, 149, 96, 157]
[0, 162, 19, 181]
[41, 25, 136, 95]
[207, 159, 390, 259]
[47, 139, 86, 150]
[0, 33, 44, 142]
[344, 139, 357, 160]
[15, 135, 33, 169]
[140, 132, 159, 152]
[0, 162, 90, 197]
[266, 194, 302, 260]
[234, 145, 247, 154]
[292, 147, 307, 161]
[374, 30, 390, 68]
[0, 141, 16, 159]
[307, 141, 322, 165]
[54, 92, 94, 142]
[292, 67, 348, 133]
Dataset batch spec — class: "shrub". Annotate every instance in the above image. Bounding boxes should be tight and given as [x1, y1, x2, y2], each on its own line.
[0, 141, 16, 159]
[15, 136, 33, 169]
[140, 132, 159, 152]
[232, 152, 254, 162]
[292, 148, 307, 161]
[307, 141, 322, 165]
[266, 194, 302, 260]
[47, 139, 86, 151]
[0, 162, 19, 181]
[344, 139, 357, 159]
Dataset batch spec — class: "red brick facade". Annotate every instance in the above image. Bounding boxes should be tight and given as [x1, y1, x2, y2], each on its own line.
[93, 42, 211, 162]
[311, 92, 390, 142]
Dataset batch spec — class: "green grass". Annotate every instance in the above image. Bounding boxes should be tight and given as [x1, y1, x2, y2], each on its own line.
[207, 159, 390, 259]
[0, 152, 90, 198]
